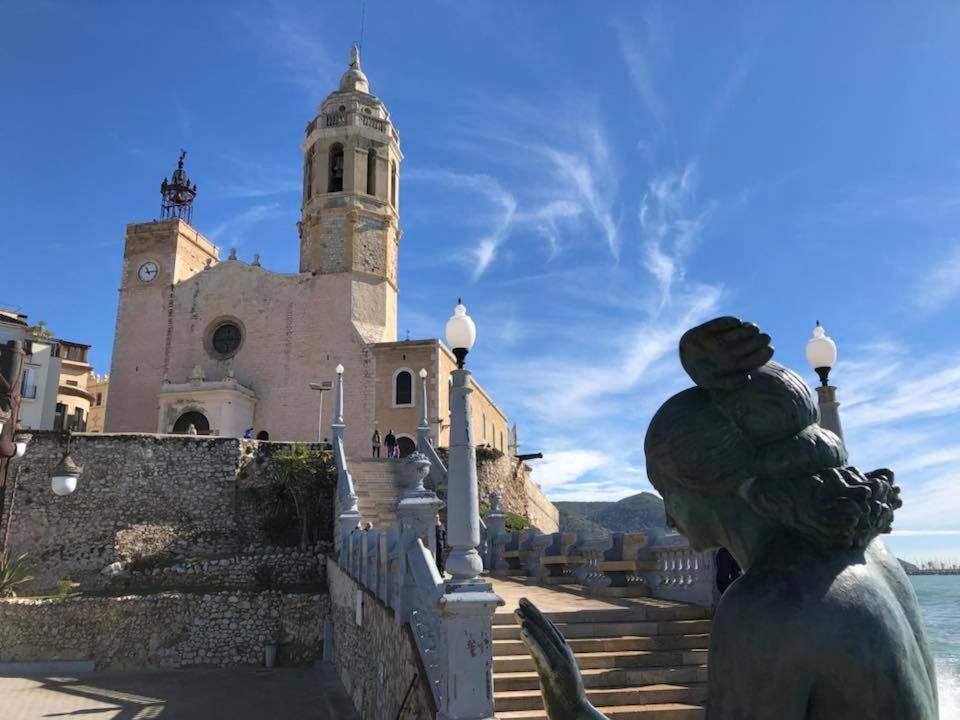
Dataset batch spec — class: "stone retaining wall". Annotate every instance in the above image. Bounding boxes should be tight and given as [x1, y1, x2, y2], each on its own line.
[475, 451, 559, 533]
[524, 475, 560, 534]
[0, 433, 335, 592]
[0, 590, 328, 670]
[328, 561, 434, 720]
[109, 546, 328, 593]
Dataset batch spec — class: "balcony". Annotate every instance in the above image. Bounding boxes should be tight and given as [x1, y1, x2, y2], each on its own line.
[304, 110, 398, 143]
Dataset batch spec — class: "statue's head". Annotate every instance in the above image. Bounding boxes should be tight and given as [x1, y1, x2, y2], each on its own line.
[645, 359, 900, 554]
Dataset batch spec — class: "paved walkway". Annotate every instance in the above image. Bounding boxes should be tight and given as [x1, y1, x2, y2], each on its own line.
[488, 575, 702, 615]
[0, 665, 359, 720]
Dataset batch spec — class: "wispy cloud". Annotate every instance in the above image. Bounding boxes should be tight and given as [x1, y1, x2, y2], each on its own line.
[405, 169, 516, 278]
[232, 1, 336, 98]
[407, 120, 618, 278]
[538, 123, 620, 258]
[208, 203, 281, 245]
[616, 21, 666, 128]
[702, 56, 752, 136]
[640, 161, 715, 307]
[916, 241, 960, 310]
[828, 342, 960, 531]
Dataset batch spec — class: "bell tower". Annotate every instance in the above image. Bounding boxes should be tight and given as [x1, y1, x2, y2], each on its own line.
[299, 46, 402, 341]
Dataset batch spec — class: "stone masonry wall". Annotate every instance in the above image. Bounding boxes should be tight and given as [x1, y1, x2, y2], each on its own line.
[109, 547, 327, 594]
[0, 591, 328, 670]
[0, 433, 335, 592]
[524, 475, 560, 534]
[328, 561, 434, 720]
[1, 433, 244, 591]
[475, 451, 560, 533]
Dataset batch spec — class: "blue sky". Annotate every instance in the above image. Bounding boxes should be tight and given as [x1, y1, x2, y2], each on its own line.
[3, 2, 960, 562]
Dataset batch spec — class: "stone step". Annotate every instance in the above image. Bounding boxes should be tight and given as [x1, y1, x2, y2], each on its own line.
[493, 664, 708, 692]
[497, 702, 704, 719]
[492, 634, 710, 656]
[492, 619, 711, 641]
[494, 683, 708, 713]
[493, 649, 707, 673]
[492, 607, 710, 625]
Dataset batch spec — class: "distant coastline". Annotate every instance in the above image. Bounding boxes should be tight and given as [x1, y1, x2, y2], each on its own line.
[899, 559, 960, 576]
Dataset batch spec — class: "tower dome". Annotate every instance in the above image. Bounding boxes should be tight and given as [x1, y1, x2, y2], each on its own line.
[339, 44, 369, 93]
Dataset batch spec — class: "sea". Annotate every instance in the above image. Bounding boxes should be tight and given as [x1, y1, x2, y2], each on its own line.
[912, 575, 960, 719]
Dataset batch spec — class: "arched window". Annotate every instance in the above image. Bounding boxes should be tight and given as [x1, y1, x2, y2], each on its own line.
[256, 430, 270, 441]
[482, 413, 487, 441]
[303, 145, 315, 201]
[328, 143, 344, 193]
[366, 149, 377, 196]
[390, 160, 397, 206]
[394, 370, 413, 406]
[173, 411, 210, 435]
[396, 435, 416, 458]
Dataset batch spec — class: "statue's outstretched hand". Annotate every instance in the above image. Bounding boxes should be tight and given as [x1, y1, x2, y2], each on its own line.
[515, 598, 606, 720]
[679, 316, 774, 390]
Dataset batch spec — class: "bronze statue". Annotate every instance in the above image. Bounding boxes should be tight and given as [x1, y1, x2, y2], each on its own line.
[516, 317, 938, 719]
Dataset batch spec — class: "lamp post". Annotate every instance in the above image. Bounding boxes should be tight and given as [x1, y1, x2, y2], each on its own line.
[51, 432, 82, 496]
[438, 299, 503, 720]
[0, 340, 26, 528]
[308, 379, 333, 445]
[417, 368, 429, 452]
[443, 300, 482, 582]
[331, 364, 359, 557]
[805, 321, 844, 440]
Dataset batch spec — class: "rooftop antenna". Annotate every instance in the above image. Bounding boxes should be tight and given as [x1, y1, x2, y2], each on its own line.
[358, 0, 367, 52]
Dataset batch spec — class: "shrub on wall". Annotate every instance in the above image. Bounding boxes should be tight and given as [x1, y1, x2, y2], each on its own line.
[244, 445, 337, 549]
[505, 512, 530, 532]
[476, 446, 504, 463]
[0, 552, 34, 598]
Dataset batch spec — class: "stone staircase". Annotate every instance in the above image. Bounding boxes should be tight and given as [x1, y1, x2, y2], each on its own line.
[490, 581, 710, 719]
[350, 458, 405, 529]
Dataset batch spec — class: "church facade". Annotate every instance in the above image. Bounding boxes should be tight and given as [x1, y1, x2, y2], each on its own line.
[105, 48, 511, 460]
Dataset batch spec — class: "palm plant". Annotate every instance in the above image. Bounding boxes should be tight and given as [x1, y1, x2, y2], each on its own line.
[0, 552, 34, 597]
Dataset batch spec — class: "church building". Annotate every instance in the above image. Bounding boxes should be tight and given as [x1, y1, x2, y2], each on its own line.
[105, 47, 512, 460]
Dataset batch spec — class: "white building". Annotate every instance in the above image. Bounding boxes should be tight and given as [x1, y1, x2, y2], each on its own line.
[0, 311, 61, 430]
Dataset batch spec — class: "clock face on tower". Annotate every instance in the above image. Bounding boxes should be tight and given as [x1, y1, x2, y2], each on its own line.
[138, 261, 159, 283]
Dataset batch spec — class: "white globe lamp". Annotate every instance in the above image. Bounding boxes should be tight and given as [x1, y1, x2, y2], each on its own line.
[805, 321, 837, 387]
[445, 299, 477, 369]
[51, 452, 82, 496]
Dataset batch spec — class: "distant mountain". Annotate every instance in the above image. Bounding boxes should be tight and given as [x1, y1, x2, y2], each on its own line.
[898, 559, 919, 575]
[555, 492, 667, 538]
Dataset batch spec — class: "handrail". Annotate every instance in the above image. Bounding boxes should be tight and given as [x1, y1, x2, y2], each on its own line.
[333, 435, 358, 506]
[417, 434, 448, 491]
[403, 533, 445, 706]
[334, 434, 360, 561]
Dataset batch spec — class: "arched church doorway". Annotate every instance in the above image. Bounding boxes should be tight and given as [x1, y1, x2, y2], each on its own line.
[396, 435, 416, 458]
[173, 411, 210, 435]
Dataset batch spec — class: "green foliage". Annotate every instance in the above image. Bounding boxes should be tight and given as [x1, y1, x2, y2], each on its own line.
[55, 579, 79, 596]
[0, 552, 34, 597]
[244, 444, 337, 548]
[555, 492, 667, 538]
[476, 446, 504, 463]
[434, 445, 504, 465]
[505, 512, 529, 532]
[27, 320, 54, 340]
